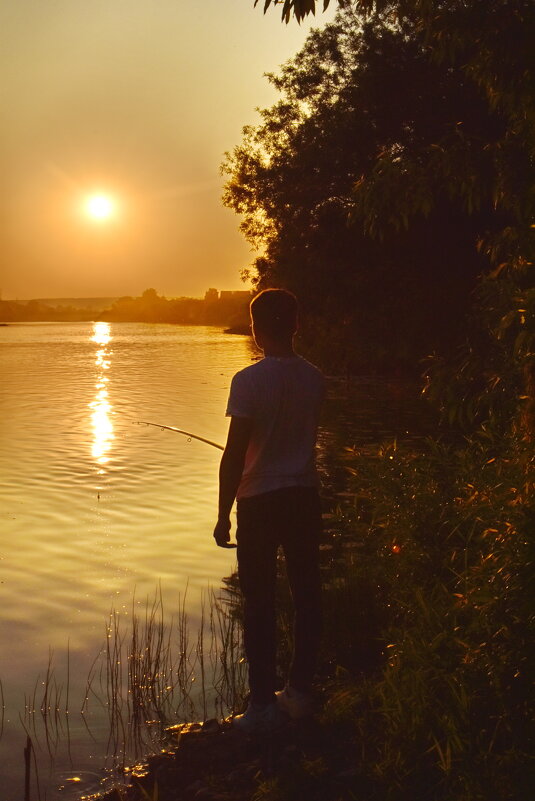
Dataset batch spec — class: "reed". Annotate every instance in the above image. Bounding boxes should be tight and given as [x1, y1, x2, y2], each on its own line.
[0, 677, 4, 739]
[95, 586, 247, 768]
[22, 734, 42, 801]
[21, 648, 69, 759]
[207, 586, 248, 718]
[8, 584, 247, 799]
[24, 735, 31, 801]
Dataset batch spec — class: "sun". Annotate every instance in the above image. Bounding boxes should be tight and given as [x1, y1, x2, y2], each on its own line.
[85, 194, 115, 221]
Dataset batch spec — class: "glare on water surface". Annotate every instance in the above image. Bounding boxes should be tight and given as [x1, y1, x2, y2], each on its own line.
[91, 320, 111, 346]
[89, 322, 114, 465]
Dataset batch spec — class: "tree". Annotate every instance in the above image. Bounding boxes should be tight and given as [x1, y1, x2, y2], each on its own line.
[224, 7, 514, 372]
[256, 0, 340, 24]
[257, 1, 534, 263]
[237, 2, 533, 414]
[255, 1, 534, 264]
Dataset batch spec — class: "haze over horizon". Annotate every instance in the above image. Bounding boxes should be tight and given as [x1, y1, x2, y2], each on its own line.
[0, 0, 333, 301]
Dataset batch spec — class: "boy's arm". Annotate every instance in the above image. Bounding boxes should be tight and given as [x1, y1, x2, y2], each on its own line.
[213, 415, 253, 548]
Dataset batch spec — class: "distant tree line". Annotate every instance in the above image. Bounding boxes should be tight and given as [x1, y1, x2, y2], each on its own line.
[0, 299, 96, 323]
[0, 289, 252, 331]
[100, 288, 251, 329]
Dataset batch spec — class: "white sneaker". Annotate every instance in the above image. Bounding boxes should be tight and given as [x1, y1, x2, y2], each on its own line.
[232, 701, 285, 734]
[275, 685, 314, 719]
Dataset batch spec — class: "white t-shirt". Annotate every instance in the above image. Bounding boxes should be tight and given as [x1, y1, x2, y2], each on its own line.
[226, 355, 325, 500]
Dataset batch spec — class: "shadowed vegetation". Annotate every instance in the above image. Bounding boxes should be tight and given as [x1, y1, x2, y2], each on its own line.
[227, 2, 533, 378]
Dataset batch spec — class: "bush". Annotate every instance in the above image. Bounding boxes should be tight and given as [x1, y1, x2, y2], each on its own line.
[320, 431, 534, 800]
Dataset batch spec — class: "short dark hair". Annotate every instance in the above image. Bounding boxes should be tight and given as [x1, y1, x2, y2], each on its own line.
[250, 288, 298, 339]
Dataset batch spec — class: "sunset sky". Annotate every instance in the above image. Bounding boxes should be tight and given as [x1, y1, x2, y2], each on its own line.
[0, 0, 333, 300]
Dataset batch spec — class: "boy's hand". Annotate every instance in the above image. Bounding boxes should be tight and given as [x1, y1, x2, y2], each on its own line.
[213, 518, 236, 549]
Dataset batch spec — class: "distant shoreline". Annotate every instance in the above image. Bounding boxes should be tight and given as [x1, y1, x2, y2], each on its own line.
[0, 318, 251, 335]
[0, 288, 252, 329]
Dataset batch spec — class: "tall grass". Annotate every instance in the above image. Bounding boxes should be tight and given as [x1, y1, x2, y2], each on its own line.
[14, 586, 247, 796]
[90, 587, 247, 769]
[317, 431, 534, 801]
[0, 677, 5, 739]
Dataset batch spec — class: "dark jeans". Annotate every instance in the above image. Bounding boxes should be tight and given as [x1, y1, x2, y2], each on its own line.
[236, 486, 322, 705]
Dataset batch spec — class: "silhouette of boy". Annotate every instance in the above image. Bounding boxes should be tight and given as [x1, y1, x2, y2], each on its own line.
[213, 288, 325, 732]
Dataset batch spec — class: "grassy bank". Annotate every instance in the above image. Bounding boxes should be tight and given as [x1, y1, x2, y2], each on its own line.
[314, 431, 534, 800]
[88, 422, 533, 801]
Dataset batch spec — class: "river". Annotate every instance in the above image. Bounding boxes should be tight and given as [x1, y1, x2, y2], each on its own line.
[0, 321, 435, 800]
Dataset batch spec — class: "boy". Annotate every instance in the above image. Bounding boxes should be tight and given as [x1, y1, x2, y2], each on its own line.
[213, 288, 325, 733]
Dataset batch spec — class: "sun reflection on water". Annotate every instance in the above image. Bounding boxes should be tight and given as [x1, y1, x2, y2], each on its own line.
[89, 322, 114, 465]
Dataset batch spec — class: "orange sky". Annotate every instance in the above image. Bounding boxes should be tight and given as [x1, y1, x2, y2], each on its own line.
[0, 0, 333, 300]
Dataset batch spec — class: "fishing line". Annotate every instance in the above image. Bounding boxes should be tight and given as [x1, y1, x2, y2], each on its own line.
[135, 421, 224, 450]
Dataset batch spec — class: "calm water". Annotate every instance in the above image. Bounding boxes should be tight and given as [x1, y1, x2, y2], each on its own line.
[0, 322, 257, 799]
[0, 321, 435, 800]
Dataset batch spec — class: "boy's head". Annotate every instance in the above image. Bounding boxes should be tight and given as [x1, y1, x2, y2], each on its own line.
[250, 288, 298, 344]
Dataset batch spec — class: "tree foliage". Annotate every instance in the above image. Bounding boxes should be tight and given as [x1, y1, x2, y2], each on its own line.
[236, 2, 534, 420]
[256, 0, 340, 24]
[225, 6, 524, 373]
[256, 1, 535, 258]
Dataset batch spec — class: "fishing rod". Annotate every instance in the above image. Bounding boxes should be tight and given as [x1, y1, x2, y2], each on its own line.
[136, 421, 224, 450]
[137, 421, 234, 547]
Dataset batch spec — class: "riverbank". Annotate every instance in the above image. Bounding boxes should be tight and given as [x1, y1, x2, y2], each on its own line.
[86, 424, 533, 801]
[93, 711, 362, 801]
